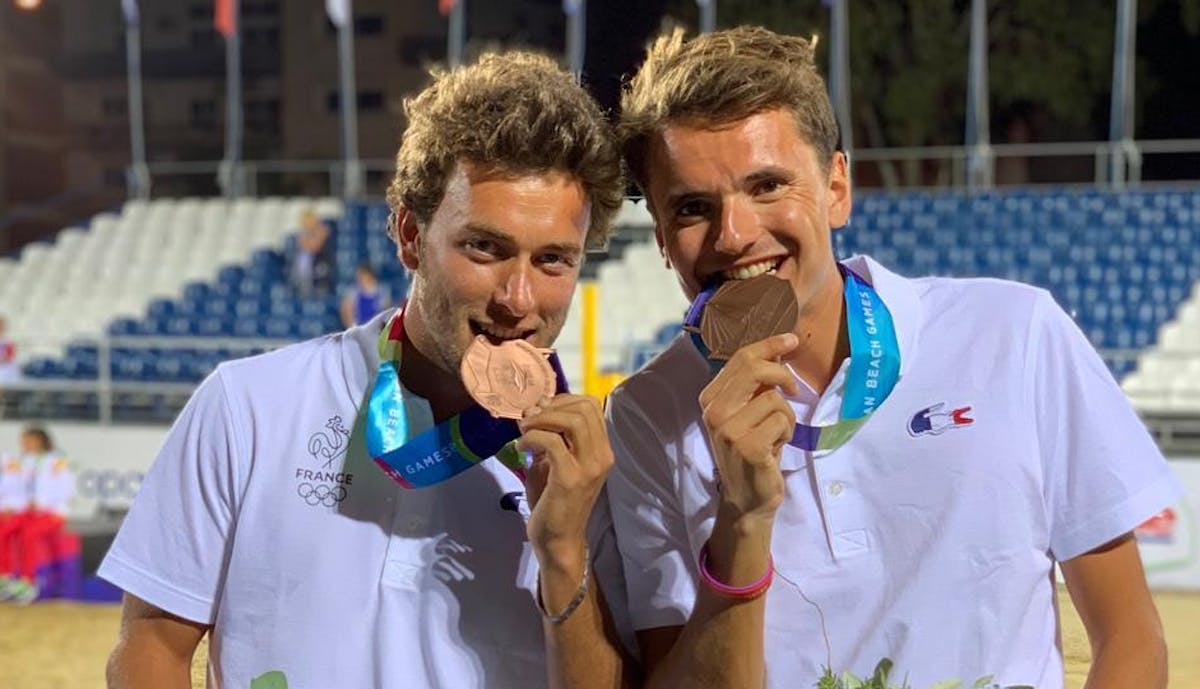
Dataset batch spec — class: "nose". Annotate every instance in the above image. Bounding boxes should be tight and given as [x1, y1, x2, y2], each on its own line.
[494, 262, 535, 317]
[713, 197, 760, 255]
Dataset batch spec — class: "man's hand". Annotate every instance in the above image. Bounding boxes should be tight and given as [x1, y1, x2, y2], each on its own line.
[517, 394, 614, 560]
[699, 332, 800, 525]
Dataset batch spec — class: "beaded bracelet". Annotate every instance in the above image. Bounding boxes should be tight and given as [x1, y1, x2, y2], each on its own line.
[535, 546, 590, 624]
[698, 541, 774, 600]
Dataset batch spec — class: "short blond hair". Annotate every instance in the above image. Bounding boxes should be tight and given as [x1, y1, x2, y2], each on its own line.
[387, 51, 623, 249]
[619, 26, 839, 192]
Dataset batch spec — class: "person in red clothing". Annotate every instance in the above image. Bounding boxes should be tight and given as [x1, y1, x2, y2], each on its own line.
[0, 445, 34, 592]
[1, 426, 74, 603]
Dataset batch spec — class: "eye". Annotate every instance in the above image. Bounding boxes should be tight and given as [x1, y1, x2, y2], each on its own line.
[464, 238, 500, 256]
[675, 199, 711, 220]
[536, 252, 578, 272]
[753, 178, 786, 197]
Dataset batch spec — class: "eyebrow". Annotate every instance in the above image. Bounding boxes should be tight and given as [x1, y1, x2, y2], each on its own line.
[743, 166, 795, 186]
[462, 222, 584, 257]
[662, 166, 796, 210]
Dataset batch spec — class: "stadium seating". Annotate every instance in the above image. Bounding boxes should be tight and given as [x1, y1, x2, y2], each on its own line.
[4, 188, 1199, 419]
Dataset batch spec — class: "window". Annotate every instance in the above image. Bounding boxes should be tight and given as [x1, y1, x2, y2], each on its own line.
[189, 29, 215, 48]
[245, 27, 279, 46]
[246, 98, 280, 128]
[191, 100, 217, 130]
[244, 1, 279, 17]
[355, 15, 384, 36]
[397, 36, 444, 66]
[358, 91, 383, 110]
[325, 91, 385, 113]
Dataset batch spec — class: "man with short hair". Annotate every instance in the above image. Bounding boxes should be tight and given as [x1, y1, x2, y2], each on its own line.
[606, 26, 1177, 689]
[103, 51, 633, 689]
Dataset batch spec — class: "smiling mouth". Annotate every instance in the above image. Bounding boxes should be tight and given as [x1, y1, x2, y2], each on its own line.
[716, 256, 786, 282]
[469, 320, 535, 346]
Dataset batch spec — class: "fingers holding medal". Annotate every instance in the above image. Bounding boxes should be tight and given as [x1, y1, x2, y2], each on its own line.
[694, 275, 801, 522]
[461, 336, 612, 546]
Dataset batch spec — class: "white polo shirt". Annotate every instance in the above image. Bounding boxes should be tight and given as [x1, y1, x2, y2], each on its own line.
[606, 255, 1180, 689]
[31, 452, 74, 517]
[100, 310, 630, 689]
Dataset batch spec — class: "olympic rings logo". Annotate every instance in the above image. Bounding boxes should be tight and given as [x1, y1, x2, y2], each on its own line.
[78, 470, 144, 503]
[296, 482, 347, 507]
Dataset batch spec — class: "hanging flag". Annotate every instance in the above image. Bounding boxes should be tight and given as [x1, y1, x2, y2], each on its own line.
[563, 0, 582, 16]
[214, 0, 236, 38]
[121, 0, 139, 26]
[438, 0, 457, 18]
[326, 0, 350, 28]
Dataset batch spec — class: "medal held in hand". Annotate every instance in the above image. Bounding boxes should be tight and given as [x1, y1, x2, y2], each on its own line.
[683, 267, 901, 453]
[461, 336, 557, 419]
[689, 274, 800, 360]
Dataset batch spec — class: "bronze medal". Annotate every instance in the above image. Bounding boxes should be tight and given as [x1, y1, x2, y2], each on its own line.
[699, 274, 799, 360]
[461, 336, 557, 419]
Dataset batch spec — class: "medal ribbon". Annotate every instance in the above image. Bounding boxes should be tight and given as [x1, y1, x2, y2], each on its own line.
[684, 266, 900, 452]
[365, 309, 568, 488]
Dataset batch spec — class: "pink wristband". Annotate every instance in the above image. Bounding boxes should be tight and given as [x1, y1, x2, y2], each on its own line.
[698, 541, 774, 600]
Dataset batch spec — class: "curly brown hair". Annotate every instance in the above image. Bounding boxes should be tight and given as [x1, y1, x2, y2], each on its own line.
[619, 26, 839, 193]
[387, 51, 623, 250]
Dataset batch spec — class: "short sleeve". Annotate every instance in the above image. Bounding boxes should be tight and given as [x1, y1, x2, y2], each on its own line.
[605, 386, 698, 631]
[98, 368, 246, 623]
[1028, 292, 1182, 561]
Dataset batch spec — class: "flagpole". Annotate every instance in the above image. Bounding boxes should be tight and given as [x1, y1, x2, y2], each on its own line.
[565, 0, 586, 77]
[829, 0, 852, 157]
[965, 0, 992, 189]
[124, 1, 150, 199]
[219, 0, 244, 198]
[1109, 0, 1139, 186]
[337, 1, 363, 198]
[696, 0, 715, 34]
[447, 0, 465, 68]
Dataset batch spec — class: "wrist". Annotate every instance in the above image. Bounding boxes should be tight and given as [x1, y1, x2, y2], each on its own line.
[531, 536, 587, 574]
[705, 504, 775, 588]
[699, 540, 773, 600]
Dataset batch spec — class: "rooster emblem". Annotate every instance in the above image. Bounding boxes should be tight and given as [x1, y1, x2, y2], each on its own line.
[308, 415, 351, 469]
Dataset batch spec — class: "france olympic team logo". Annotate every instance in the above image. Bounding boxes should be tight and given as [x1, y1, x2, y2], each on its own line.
[907, 402, 975, 437]
[296, 482, 348, 507]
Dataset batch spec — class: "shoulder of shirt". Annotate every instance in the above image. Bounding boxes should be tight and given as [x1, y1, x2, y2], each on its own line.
[907, 272, 1055, 321]
[208, 324, 370, 396]
[608, 333, 704, 412]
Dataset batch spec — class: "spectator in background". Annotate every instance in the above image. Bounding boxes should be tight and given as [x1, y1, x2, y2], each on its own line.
[0, 441, 34, 596]
[340, 263, 391, 327]
[289, 209, 334, 297]
[0, 426, 74, 604]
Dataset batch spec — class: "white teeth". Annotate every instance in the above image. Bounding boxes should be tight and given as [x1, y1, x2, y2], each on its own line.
[478, 323, 524, 340]
[722, 258, 780, 280]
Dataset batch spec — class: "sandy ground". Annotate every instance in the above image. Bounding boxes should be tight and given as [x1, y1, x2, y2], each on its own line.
[1, 588, 1197, 689]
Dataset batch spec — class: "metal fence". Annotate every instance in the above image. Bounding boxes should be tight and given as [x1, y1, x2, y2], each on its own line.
[127, 139, 1200, 200]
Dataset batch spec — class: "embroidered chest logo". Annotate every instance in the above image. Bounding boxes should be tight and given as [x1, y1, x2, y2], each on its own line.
[308, 415, 351, 469]
[907, 402, 974, 437]
[294, 414, 355, 509]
